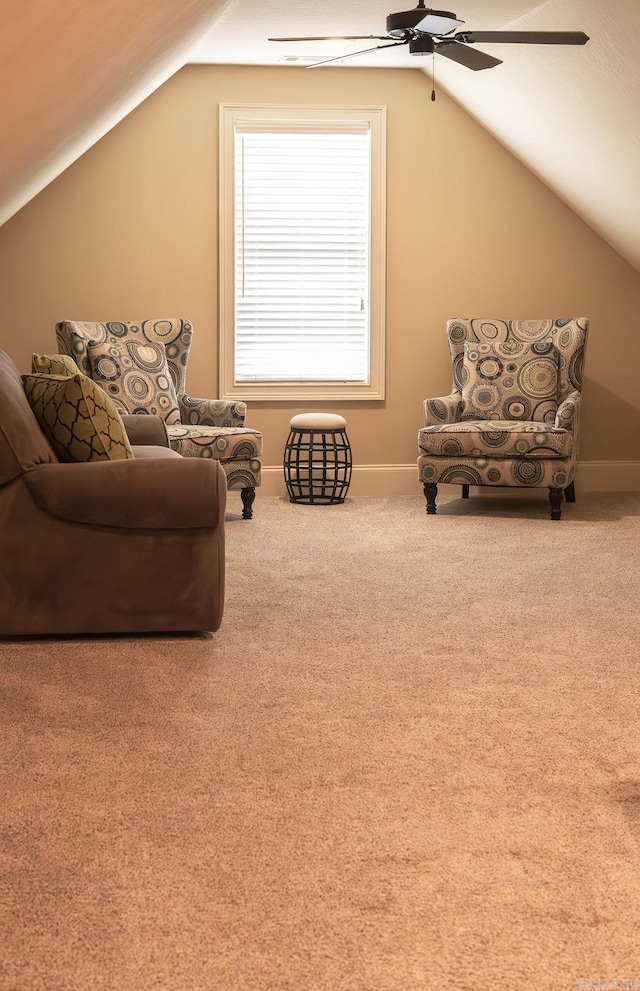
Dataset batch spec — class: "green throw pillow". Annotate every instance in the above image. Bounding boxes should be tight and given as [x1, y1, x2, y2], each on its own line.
[87, 338, 180, 424]
[461, 341, 559, 423]
[22, 371, 134, 463]
[32, 353, 81, 377]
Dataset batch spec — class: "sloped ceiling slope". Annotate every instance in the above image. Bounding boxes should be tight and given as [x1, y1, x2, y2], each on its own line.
[429, 0, 640, 273]
[0, 0, 231, 226]
[3, 0, 639, 274]
[191, 0, 640, 273]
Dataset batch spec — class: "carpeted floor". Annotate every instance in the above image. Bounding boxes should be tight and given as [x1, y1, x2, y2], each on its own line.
[2, 490, 640, 991]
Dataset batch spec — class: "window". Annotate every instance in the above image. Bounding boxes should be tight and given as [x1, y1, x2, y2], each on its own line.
[219, 105, 386, 400]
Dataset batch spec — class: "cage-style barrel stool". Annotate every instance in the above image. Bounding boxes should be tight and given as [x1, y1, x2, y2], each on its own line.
[284, 413, 352, 505]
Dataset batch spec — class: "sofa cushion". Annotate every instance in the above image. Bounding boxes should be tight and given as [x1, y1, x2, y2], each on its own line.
[32, 353, 82, 376]
[461, 341, 559, 423]
[22, 372, 134, 463]
[131, 445, 183, 460]
[87, 339, 180, 424]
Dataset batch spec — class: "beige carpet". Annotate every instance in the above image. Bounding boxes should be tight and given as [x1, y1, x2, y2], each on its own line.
[2, 490, 640, 991]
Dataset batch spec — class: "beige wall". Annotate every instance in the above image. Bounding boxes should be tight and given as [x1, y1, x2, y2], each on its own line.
[1, 63, 639, 473]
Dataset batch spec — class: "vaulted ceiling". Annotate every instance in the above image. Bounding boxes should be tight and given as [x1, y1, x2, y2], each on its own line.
[3, 0, 639, 271]
[0, 0, 230, 226]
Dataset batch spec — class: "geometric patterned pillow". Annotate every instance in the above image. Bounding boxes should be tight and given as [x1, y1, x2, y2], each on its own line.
[87, 339, 180, 424]
[31, 353, 81, 377]
[461, 340, 559, 423]
[21, 372, 134, 462]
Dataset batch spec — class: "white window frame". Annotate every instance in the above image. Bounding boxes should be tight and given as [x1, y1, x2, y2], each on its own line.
[218, 104, 386, 401]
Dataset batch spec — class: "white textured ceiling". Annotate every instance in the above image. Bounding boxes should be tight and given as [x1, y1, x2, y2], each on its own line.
[2, 0, 639, 274]
[191, 0, 640, 272]
[190, 0, 542, 68]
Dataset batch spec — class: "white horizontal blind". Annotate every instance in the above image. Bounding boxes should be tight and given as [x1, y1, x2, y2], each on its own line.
[234, 121, 371, 383]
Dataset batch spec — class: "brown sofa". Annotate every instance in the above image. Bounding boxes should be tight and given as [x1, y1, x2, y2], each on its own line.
[0, 349, 226, 636]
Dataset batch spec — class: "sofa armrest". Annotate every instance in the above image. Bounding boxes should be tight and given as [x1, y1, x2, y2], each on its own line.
[23, 458, 226, 530]
[179, 394, 247, 427]
[555, 391, 580, 431]
[424, 393, 463, 425]
[121, 414, 170, 447]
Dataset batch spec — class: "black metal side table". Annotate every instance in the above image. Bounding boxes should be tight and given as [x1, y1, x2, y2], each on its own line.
[284, 413, 352, 505]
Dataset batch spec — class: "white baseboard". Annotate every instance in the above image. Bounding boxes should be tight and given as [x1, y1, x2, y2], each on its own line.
[258, 462, 640, 497]
[260, 464, 416, 497]
[575, 461, 640, 492]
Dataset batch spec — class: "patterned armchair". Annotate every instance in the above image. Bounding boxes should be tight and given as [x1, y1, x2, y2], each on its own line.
[56, 319, 262, 518]
[418, 318, 588, 520]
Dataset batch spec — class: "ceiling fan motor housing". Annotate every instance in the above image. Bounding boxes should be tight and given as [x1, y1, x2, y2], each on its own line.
[409, 36, 436, 55]
[386, 6, 458, 38]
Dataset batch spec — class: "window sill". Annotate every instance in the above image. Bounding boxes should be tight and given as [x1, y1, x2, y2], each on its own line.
[220, 382, 385, 402]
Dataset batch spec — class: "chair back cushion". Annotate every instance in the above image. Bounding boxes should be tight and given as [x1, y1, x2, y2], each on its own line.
[22, 371, 134, 463]
[447, 318, 588, 408]
[461, 340, 559, 423]
[87, 339, 181, 423]
[55, 319, 193, 397]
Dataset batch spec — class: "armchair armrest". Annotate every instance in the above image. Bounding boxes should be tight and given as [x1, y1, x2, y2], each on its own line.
[121, 414, 170, 447]
[179, 394, 247, 428]
[555, 391, 580, 431]
[23, 458, 226, 530]
[424, 393, 463, 425]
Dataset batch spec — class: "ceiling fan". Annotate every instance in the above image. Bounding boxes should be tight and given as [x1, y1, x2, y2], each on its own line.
[269, 1, 589, 70]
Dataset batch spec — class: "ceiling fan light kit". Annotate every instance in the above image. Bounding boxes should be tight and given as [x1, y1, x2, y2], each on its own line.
[408, 35, 435, 56]
[269, 2, 589, 72]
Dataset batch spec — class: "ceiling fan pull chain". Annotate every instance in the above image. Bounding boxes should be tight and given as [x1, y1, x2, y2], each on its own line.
[431, 51, 436, 101]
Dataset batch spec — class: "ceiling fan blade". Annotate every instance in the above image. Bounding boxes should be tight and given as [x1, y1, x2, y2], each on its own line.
[436, 40, 502, 70]
[306, 41, 408, 68]
[415, 12, 465, 35]
[458, 30, 589, 45]
[269, 35, 392, 42]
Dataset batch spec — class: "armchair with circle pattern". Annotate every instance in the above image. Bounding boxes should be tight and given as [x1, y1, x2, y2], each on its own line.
[418, 318, 588, 520]
[56, 319, 262, 518]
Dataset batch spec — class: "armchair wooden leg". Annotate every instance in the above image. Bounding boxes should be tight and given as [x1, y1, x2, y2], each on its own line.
[549, 487, 564, 521]
[564, 481, 576, 503]
[461, 484, 470, 499]
[423, 483, 438, 515]
[241, 486, 256, 520]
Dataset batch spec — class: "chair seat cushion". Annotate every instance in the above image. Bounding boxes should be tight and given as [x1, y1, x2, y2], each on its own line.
[167, 424, 263, 461]
[418, 420, 572, 458]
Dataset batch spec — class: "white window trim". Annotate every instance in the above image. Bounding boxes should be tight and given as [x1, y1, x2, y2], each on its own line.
[218, 103, 386, 401]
